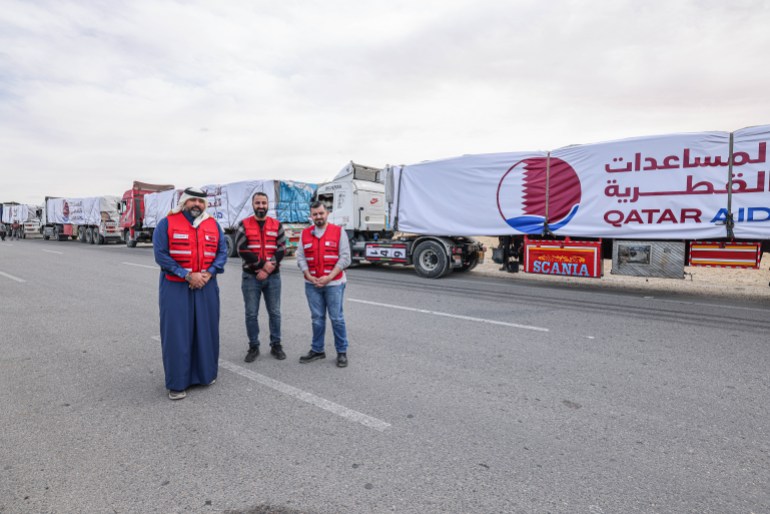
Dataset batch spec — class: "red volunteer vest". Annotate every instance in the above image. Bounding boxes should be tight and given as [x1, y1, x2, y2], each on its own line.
[165, 212, 220, 282]
[301, 223, 345, 280]
[242, 216, 280, 262]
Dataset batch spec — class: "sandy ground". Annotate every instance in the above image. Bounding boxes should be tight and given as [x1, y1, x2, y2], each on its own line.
[470, 237, 770, 301]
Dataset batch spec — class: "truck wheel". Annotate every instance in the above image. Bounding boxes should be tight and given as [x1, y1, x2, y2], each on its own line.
[78, 227, 86, 243]
[53, 226, 60, 241]
[413, 241, 450, 279]
[225, 233, 236, 257]
[93, 228, 103, 245]
[84, 227, 92, 244]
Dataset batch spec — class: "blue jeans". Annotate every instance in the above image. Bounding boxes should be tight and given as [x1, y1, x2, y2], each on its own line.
[241, 271, 281, 348]
[305, 282, 349, 354]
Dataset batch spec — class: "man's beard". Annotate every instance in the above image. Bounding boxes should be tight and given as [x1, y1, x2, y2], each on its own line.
[313, 219, 325, 227]
[254, 208, 268, 218]
[188, 207, 203, 217]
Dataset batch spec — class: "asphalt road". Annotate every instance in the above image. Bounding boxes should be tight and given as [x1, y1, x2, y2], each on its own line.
[1, 238, 769, 514]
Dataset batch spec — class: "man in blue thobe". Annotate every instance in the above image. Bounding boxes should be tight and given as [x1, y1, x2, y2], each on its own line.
[153, 187, 228, 400]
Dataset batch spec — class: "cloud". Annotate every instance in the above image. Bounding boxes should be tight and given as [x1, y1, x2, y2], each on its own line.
[1, 0, 769, 204]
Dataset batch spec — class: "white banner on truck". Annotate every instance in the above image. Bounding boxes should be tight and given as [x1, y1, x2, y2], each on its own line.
[143, 189, 181, 228]
[730, 125, 770, 240]
[392, 126, 770, 240]
[391, 152, 545, 236]
[202, 180, 276, 229]
[143, 181, 278, 229]
[1, 204, 32, 223]
[46, 197, 119, 225]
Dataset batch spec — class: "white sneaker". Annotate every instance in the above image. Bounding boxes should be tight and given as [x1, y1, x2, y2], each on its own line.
[168, 389, 187, 400]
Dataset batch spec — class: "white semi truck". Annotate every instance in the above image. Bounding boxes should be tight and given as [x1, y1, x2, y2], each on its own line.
[313, 162, 484, 278]
[42, 195, 122, 244]
[1, 203, 41, 238]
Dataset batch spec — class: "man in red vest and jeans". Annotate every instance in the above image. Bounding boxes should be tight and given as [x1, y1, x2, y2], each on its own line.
[296, 201, 351, 367]
[235, 191, 286, 363]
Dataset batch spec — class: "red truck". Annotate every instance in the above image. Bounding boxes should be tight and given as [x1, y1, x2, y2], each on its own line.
[119, 181, 174, 247]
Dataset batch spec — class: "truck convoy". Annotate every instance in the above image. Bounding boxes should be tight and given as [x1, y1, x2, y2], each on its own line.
[313, 162, 485, 278]
[18, 123, 770, 281]
[42, 195, 122, 243]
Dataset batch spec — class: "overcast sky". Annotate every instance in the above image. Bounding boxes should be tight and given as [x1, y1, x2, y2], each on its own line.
[2, 0, 769, 205]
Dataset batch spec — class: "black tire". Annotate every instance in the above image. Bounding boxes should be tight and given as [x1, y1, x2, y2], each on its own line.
[78, 227, 87, 242]
[85, 227, 93, 244]
[225, 233, 236, 257]
[93, 228, 103, 245]
[413, 241, 450, 279]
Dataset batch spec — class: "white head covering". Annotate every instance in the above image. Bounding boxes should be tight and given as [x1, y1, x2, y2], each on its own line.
[171, 187, 212, 228]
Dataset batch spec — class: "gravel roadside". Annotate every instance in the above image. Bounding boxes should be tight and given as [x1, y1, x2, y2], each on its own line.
[470, 237, 770, 301]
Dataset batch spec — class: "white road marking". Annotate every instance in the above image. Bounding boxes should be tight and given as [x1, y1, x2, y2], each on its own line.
[151, 333, 389, 430]
[0, 271, 25, 283]
[42, 249, 62, 254]
[219, 359, 391, 432]
[349, 298, 549, 332]
[122, 262, 157, 270]
[152, 336, 388, 429]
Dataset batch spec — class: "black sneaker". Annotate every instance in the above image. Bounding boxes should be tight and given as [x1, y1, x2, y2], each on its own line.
[299, 350, 326, 363]
[270, 344, 286, 360]
[244, 346, 259, 363]
[336, 353, 348, 368]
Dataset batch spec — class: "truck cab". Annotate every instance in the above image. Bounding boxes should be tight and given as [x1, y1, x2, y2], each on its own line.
[313, 162, 484, 278]
[23, 211, 42, 238]
[314, 162, 391, 239]
[119, 181, 174, 247]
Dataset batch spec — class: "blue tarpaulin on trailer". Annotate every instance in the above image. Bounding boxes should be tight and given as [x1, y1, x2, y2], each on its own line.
[276, 181, 316, 223]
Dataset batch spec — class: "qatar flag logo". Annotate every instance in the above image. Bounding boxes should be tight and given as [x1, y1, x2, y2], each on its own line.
[496, 157, 581, 233]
